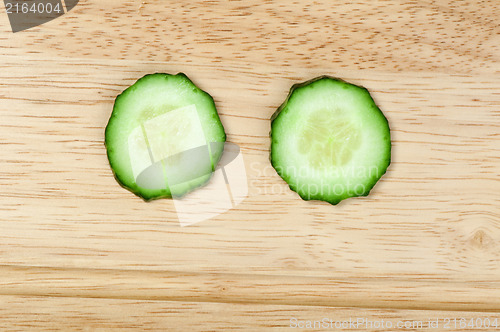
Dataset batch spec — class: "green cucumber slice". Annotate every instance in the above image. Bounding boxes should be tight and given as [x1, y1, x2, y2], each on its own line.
[270, 76, 391, 205]
[105, 73, 226, 201]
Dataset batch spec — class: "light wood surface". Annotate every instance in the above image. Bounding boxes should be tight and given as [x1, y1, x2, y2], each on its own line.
[1, 296, 499, 331]
[0, 0, 499, 330]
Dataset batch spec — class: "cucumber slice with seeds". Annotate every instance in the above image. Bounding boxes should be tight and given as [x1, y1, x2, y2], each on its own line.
[105, 73, 226, 201]
[270, 76, 391, 205]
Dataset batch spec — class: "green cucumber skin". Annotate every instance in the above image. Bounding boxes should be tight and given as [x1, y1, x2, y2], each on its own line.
[270, 76, 391, 205]
[105, 73, 226, 201]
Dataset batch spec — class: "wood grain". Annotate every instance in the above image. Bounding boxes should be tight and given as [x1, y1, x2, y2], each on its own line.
[0, 0, 499, 330]
[1, 56, 499, 278]
[1, 0, 499, 74]
[0, 296, 499, 331]
[0, 265, 500, 312]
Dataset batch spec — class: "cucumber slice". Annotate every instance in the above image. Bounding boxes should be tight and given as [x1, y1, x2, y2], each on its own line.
[105, 73, 226, 201]
[270, 76, 391, 205]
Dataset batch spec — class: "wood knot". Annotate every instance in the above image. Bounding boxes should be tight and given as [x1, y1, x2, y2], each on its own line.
[468, 229, 494, 249]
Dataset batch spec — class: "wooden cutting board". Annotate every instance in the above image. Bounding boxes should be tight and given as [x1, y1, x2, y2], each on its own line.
[0, 0, 499, 330]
